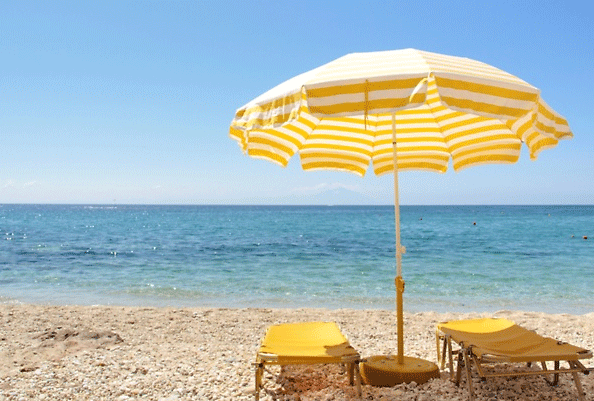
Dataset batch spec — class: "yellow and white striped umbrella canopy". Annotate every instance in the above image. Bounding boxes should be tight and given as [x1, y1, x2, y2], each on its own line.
[230, 49, 572, 175]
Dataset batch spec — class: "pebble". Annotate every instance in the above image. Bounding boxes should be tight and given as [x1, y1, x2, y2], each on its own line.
[0, 305, 593, 400]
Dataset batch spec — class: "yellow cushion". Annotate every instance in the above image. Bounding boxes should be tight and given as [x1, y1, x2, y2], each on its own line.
[438, 318, 590, 363]
[258, 321, 359, 364]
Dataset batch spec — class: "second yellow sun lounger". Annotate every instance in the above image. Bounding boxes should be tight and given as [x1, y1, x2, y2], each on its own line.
[254, 321, 362, 400]
[436, 318, 593, 401]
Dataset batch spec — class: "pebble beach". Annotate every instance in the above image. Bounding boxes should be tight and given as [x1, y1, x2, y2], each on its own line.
[1, 304, 593, 400]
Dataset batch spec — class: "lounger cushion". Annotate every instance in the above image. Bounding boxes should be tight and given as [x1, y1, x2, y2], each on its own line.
[438, 318, 591, 363]
[258, 321, 359, 364]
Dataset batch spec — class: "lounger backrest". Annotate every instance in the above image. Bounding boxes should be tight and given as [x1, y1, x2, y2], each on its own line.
[439, 318, 591, 363]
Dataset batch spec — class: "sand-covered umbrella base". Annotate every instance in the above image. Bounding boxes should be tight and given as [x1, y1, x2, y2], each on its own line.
[361, 355, 440, 386]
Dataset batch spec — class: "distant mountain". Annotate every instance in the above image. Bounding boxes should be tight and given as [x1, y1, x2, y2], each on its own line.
[281, 186, 386, 205]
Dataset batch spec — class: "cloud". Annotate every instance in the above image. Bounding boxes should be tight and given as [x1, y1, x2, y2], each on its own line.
[1, 180, 38, 189]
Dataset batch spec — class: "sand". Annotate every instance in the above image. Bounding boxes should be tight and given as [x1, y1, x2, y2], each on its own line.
[1, 304, 593, 400]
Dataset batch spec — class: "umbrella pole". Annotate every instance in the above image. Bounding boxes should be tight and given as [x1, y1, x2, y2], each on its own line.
[349, 112, 440, 387]
[392, 112, 405, 365]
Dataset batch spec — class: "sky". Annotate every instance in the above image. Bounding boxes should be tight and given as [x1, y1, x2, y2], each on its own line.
[1, 0, 593, 205]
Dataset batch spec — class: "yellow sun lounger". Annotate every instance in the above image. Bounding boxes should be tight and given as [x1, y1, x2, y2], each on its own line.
[436, 318, 593, 401]
[254, 321, 362, 400]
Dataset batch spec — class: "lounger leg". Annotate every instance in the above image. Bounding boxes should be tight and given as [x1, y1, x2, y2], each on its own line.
[541, 361, 554, 386]
[553, 360, 560, 386]
[437, 334, 448, 370]
[571, 371, 586, 401]
[348, 363, 354, 385]
[463, 349, 475, 401]
[569, 362, 586, 401]
[345, 362, 362, 399]
[254, 363, 263, 401]
[455, 350, 463, 386]
[354, 363, 362, 398]
[440, 337, 447, 370]
[447, 338, 455, 381]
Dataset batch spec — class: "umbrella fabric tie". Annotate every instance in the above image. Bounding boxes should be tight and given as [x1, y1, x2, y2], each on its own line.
[395, 276, 405, 293]
[409, 74, 430, 104]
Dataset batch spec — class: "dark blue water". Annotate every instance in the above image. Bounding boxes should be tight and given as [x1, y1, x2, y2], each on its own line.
[1, 204, 592, 313]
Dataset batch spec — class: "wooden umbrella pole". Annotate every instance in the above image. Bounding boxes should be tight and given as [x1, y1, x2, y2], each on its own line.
[392, 112, 405, 364]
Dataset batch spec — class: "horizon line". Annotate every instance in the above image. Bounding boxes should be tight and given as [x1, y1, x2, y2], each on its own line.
[1, 203, 593, 207]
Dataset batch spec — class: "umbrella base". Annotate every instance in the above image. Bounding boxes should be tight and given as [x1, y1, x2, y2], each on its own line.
[360, 355, 440, 386]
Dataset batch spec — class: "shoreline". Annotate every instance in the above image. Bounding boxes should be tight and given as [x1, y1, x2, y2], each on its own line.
[3, 294, 593, 317]
[1, 304, 593, 400]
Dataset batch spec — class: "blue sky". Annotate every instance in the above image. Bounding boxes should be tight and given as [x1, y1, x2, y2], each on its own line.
[2, 0, 592, 205]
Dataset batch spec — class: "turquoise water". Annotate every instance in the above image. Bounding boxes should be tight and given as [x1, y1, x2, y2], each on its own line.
[1, 204, 593, 313]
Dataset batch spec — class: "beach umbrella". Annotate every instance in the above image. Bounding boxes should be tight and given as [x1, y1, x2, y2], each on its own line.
[229, 49, 572, 384]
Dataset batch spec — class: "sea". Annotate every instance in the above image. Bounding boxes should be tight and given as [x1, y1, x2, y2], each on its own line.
[1, 204, 592, 314]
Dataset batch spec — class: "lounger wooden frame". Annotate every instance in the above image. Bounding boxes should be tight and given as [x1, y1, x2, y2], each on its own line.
[436, 319, 593, 401]
[254, 322, 362, 400]
[254, 352, 362, 400]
